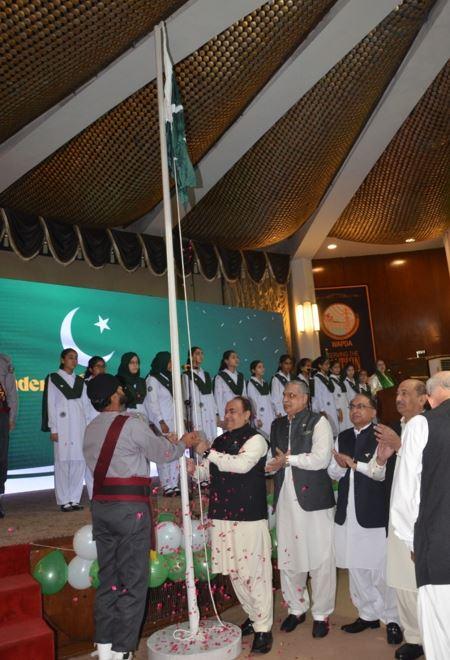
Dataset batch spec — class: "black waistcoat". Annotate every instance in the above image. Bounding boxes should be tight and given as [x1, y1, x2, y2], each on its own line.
[335, 424, 389, 530]
[208, 424, 268, 522]
[414, 399, 450, 587]
[270, 409, 335, 512]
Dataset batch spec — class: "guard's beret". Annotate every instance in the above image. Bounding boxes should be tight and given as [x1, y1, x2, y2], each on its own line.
[86, 374, 120, 405]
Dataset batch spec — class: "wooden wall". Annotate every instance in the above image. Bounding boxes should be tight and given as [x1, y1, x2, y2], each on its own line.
[312, 248, 450, 379]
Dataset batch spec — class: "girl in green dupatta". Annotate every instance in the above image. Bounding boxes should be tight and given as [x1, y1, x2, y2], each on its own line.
[116, 352, 150, 419]
[369, 359, 395, 397]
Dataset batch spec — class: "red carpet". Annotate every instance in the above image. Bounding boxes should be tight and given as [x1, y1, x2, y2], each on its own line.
[0, 544, 55, 660]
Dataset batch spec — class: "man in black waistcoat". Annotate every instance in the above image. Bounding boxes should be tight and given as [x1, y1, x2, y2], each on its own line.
[328, 394, 402, 645]
[391, 371, 450, 660]
[266, 380, 336, 639]
[188, 396, 273, 655]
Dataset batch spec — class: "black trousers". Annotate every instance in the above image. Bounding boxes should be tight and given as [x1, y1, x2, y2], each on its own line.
[92, 500, 151, 652]
[0, 413, 9, 494]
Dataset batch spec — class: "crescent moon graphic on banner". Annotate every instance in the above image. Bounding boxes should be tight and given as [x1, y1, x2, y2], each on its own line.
[60, 307, 115, 367]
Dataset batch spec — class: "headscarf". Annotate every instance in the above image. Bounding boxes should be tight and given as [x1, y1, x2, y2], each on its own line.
[116, 352, 147, 408]
[149, 351, 172, 393]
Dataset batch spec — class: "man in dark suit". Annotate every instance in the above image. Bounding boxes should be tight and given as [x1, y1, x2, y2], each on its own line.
[328, 394, 402, 645]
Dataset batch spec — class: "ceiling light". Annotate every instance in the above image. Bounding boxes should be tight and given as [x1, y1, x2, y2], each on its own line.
[405, 238, 415, 243]
[327, 243, 337, 250]
[391, 259, 406, 266]
[312, 267, 324, 273]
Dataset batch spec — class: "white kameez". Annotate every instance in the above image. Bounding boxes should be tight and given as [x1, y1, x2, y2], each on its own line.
[330, 375, 352, 433]
[247, 378, 275, 438]
[344, 378, 359, 402]
[214, 369, 247, 421]
[82, 380, 98, 499]
[47, 369, 87, 505]
[145, 375, 179, 490]
[182, 369, 218, 442]
[312, 375, 339, 437]
[270, 371, 290, 417]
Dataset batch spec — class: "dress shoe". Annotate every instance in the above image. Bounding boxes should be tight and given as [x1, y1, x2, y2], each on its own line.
[280, 613, 306, 633]
[163, 488, 175, 497]
[395, 643, 424, 659]
[312, 619, 329, 638]
[341, 617, 380, 633]
[60, 503, 72, 512]
[111, 652, 133, 660]
[387, 622, 404, 645]
[251, 632, 273, 655]
[70, 503, 84, 511]
[240, 618, 254, 636]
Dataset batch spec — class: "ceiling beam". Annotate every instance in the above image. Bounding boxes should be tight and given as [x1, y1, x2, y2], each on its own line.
[294, 0, 450, 259]
[129, 0, 401, 236]
[0, 0, 264, 193]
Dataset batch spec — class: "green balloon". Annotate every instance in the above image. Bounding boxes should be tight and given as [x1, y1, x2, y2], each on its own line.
[89, 559, 100, 589]
[33, 550, 68, 595]
[193, 548, 216, 582]
[148, 552, 169, 588]
[270, 527, 277, 560]
[157, 511, 176, 523]
[166, 549, 186, 582]
[266, 493, 274, 507]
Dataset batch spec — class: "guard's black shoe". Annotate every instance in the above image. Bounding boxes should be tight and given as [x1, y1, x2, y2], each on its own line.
[341, 617, 380, 633]
[387, 622, 404, 645]
[395, 643, 424, 659]
[251, 632, 273, 654]
[280, 613, 306, 633]
[163, 488, 175, 497]
[240, 618, 254, 636]
[70, 503, 84, 511]
[312, 619, 329, 638]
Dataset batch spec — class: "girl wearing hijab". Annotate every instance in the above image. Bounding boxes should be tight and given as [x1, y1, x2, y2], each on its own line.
[214, 350, 247, 425]
[116, 352, 151, 420]
[247, 360, 275, 438]
[146, 351, 180, 497]
[182, 346, 219, 443]
[271, 354, 293, 417]
[42, 348, 87, 512]
[329, 360, 352, 432]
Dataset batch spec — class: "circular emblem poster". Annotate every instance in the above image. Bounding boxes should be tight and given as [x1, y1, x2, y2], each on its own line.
[322, 303, 360, 340]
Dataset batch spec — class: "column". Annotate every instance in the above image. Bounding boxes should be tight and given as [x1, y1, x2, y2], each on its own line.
[444, 230, 450, 279]
[290, 257, 321, 360]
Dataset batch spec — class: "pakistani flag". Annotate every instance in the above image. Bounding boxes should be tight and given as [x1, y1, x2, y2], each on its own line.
[163, 28, 196, 206]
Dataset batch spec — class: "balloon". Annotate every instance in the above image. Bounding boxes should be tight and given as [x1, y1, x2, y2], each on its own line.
[156, 522, 182, 555]
[157, 511, 176, 523]
[267, 505, 276, 530]
[266, 493, 274, 507]
[73, 524, 97, 560]
[33, 550, 68, 595]
[166, 549, 186, 582]
[148, 550, 169, 588]
[191, 518, 209, 552]
[193, 548, 216, 582]
[89, 559, 100, 589]
[68, 556, 94, 590]
[270, 527, 277, 560]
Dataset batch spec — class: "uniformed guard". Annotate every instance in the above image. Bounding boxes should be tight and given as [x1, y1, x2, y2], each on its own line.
[84, 373, 200, 660]
[0, 353, 18, 518]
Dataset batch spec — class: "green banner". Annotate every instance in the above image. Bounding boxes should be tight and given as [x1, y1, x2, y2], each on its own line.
[2, 278, 285, 475]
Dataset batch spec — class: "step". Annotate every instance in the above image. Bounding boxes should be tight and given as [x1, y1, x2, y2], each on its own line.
[0, 574, 42, 624]
[0, 617, 54, 660]
[0, 544, 30, 578]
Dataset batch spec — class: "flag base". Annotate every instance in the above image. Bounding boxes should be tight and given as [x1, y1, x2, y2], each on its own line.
[147, 619, 241, 659]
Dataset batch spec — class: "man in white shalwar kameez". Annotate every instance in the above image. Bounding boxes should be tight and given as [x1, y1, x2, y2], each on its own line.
[391, 372, 450, 660]
[188, 396, 273, 655]
[266, 380, 336, 638]
[328, 394, 402, 645]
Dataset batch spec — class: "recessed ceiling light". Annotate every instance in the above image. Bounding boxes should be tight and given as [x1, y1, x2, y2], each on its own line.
[405, 238, 415, 243]
[391, 259, 406, 266]
[327, 243, 337, 250]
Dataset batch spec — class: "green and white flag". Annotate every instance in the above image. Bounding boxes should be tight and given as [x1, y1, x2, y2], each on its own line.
[163, 27, 196, 207]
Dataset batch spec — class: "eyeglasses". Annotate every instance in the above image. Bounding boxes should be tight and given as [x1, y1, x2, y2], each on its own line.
[349, 403, 374, 411]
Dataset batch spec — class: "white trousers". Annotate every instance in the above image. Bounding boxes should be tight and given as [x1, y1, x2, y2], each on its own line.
[280, 552, 336, 621]
[230, 551, 273, 633]
[418, 584, 450, 660]
[396, 588, 421, 645]
[54, 458, 85, 506]
[157, 460, 179, 491]
[349, 566, 399, 624]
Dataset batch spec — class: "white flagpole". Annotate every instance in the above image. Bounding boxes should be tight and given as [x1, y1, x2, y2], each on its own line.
[154, 22, 200, 636]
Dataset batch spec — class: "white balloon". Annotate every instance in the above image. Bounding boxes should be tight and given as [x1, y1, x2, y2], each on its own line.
[268, 505, 276, 530]
[191, 519, 209, 552]
[156, 522, 182, 555]
[68, 556, 94, 590]
[73, 524, 97, 560]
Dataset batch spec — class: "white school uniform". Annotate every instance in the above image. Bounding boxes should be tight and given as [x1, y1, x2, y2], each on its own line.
[182, 368, 218, 442]
[312, 374, 339, 437]
[270, 371, 290, 417]
[214, 369, 247, 421]
[247, 377, 275, 438]
[146, 374, 179, 491]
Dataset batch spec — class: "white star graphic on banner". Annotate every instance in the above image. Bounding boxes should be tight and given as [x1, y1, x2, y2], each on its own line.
[94, 316, 111, 334]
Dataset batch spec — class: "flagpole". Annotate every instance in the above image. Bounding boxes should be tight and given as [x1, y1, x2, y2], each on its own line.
[154, 21, 199, 636]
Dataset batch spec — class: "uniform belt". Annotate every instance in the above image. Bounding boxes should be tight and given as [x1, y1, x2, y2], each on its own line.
[93, 476, 151, 502]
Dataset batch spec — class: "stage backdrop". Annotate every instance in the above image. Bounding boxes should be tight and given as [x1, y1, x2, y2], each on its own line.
[2, 277, 286, 492]
[315, 285, 376, 371]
